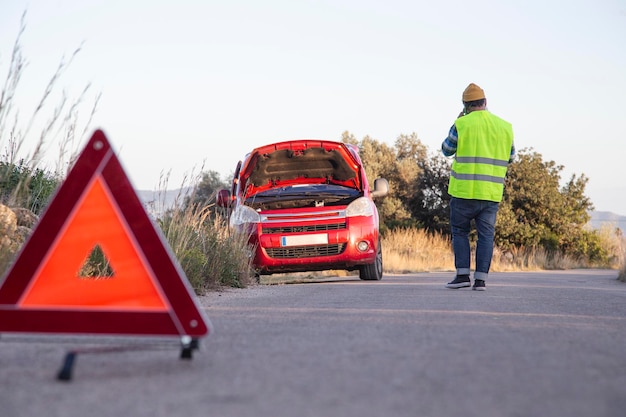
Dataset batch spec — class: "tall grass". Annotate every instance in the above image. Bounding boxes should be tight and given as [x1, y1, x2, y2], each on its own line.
[0, 11, 98, 277]
[606, 227, 626, 282]
[382, 228, 454, 273]
[381, 226, 625, 275]
[1, 12, 99, 178]
[594, 224, 625, 271]
[152, 173, 256, 294]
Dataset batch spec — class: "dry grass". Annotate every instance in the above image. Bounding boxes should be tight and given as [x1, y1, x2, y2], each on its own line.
[381, 227, 623, 275]
[153, 173, 256, 294]
[491, 246, 578, 271]
[619, 232, 626, 282]
[594, 224, 625, 271]
[382, 228, 454, 273]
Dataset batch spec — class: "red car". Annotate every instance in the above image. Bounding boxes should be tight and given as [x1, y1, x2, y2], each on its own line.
[217, 140, 389, 280]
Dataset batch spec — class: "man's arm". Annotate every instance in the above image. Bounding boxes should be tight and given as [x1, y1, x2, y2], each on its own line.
[509, 141, 516, 163]
[442, 124, 458, 157]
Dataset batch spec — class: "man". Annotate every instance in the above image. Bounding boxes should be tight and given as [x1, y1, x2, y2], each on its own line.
[442, 83, 515, 291]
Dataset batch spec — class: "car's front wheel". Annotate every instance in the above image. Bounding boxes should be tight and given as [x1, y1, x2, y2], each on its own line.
[359, 239, 383, 280]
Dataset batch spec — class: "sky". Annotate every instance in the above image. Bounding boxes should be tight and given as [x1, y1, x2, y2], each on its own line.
[1, 0, 625, 215]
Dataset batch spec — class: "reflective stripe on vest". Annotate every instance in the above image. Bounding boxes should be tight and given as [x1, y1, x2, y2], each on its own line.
[448, 111, 513, 202]
[454, 156, 509, 167]
[450, 171, 505, 184]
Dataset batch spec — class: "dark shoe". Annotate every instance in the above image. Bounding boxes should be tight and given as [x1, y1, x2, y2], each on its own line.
[446, 275, 471, 289]
[472, 279, 486, 291]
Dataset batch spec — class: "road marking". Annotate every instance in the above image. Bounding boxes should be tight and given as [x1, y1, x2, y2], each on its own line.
[203, 305, 626, 324]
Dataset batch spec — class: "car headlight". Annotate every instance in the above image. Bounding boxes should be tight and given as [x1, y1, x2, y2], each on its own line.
[230, 205, 261, 226]
[346, 197, 374, 217]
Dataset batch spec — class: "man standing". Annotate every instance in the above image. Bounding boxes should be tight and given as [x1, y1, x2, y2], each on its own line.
[442, 83, 515, 291]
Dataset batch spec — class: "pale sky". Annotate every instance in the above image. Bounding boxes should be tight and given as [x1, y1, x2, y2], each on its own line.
[1, 0, 625, 215]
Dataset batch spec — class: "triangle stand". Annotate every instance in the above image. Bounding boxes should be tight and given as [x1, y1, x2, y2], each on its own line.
[56, 336, 200, 381]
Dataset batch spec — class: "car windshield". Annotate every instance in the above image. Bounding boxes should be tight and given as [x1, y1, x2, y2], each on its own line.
[245, 184, 361, 210]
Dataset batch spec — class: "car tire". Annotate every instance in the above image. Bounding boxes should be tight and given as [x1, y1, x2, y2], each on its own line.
[359, 239, 383, 281]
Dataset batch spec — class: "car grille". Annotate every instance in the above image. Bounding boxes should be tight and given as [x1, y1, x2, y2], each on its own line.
[262, 223, 346, 234]
[266, 243, 346, 259]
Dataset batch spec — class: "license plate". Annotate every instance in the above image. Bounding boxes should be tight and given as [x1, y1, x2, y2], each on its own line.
[281, 233, 328, 247]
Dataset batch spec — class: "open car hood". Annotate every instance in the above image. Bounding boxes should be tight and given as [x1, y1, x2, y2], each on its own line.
[238, 140, 363, 198]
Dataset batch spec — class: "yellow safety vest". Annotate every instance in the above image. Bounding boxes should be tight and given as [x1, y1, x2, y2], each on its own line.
[448, 111, 514, 202]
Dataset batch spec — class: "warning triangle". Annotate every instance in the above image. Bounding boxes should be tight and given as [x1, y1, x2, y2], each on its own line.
[0, 130, 210, 337]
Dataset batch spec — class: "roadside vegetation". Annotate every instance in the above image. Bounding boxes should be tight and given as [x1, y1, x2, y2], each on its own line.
[1, 13, 624, 293]
[171, 134, 624, 289]
[149, 172, 256, 292]
[0, 11, 98, 276]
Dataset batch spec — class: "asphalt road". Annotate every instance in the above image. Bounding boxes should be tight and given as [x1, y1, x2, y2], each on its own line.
[1, 270, 626, 417]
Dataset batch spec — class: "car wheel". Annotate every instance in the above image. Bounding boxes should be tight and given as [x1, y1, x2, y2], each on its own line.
[359, 239, 383, 280]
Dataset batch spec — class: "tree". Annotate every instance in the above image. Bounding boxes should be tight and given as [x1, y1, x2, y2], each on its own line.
[340, 130, 358, 146]
[341, 133, 605, 263]
[342, 132, 422, 229]
[495, 149, 563, 250]
[184, 169, 228, 210]
[411, 152, 451, 233]
[495, 148, 601, 260]
[393, 133, 427, 205]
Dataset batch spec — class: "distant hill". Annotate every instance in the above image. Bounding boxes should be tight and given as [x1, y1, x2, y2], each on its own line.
[136, 187, 193, 216]
[589, 211, 626, 234]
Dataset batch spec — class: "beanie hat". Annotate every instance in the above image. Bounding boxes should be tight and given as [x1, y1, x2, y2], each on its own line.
[462, 83, 485, 102]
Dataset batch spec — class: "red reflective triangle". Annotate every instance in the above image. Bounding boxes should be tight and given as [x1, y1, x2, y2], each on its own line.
[0, 130, 210, 337]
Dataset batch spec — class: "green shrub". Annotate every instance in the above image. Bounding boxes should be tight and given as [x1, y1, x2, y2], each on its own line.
[0, 161, 59, 214]
[179, 247, 209, 293]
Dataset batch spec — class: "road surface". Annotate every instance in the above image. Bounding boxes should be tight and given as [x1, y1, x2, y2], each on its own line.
[1, 270, 625, 417]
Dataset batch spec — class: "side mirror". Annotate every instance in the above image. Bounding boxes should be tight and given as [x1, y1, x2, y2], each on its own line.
[371, 178, 389, 199]
[216, 189, 232, 208]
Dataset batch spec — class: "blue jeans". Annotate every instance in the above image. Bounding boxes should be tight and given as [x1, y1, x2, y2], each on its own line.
[449, 197, 499, 280]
